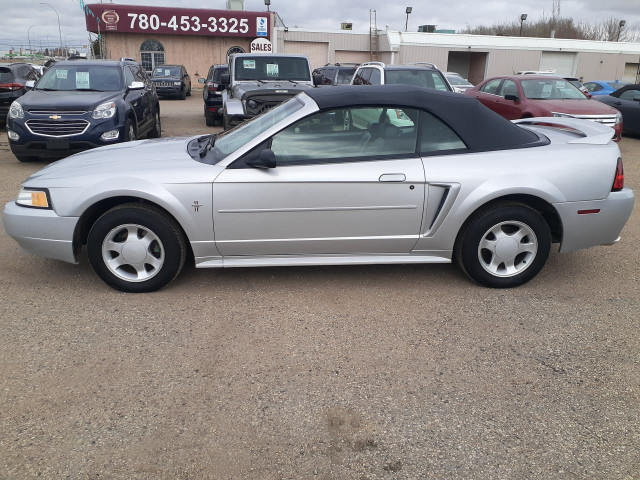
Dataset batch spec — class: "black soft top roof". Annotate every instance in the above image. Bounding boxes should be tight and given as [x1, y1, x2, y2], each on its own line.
[613, 84, 640, 95]
[305, 85, 539, 150]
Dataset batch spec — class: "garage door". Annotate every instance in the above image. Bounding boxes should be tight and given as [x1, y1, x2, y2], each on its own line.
[539, 51, 577, 76]
[284, 41, 328, 70]
[623, 63, 639, 83]
[335, 50, 370, 65]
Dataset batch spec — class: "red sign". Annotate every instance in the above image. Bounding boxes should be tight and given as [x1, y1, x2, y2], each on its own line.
[85, 4, 270, 38]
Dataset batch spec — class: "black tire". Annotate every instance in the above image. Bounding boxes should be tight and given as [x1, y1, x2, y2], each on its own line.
[147, 109, 162, 138]
[124, 116, 137, 142]
[186, 85, 191, 96]
[455, 202, 551, 288]
[223, 111, 232, 131]
[87, 204, 187, 293]
[180, 87, 187, 100]
[205, 112, 216, 127]
[15, 155, 39, 162]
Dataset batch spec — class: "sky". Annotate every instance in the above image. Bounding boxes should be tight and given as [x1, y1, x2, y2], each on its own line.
[0, 0, 639, 52]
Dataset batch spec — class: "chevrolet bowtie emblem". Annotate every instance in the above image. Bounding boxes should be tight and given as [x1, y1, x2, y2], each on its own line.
[49, 115, 61, 120]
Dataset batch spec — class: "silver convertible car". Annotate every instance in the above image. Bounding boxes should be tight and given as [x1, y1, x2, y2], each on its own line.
[3, 85, 635, 292]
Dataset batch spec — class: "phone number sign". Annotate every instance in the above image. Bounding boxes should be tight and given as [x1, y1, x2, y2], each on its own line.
[85, 4, 270, 38]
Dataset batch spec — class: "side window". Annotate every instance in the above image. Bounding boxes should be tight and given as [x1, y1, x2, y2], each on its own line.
[432, 73, 449, 91]
[131, 66, 145, 82]
[593, 83, 603, 92]
[324, 68, 336, 84]
[369, 68, 382, 85]
[419, 111, 467, 154]
[270, 106, 419, 164]
[481, 79, 502, 95]
[619, 89, 640, 101]
[498, 80, 519, 98]
[124, 66, 135, 86]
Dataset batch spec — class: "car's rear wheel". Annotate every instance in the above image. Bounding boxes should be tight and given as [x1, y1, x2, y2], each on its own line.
[147, 110, 161, 138]
[87, 204, 187, 293]
[205, 112, 216, 126]
[455, 202, 551, 288]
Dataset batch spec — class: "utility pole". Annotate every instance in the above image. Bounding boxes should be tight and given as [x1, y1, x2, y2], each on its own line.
[40, 3, 63, 57]
[404, 7, 412, 32]
[28, 25, 36, 55]
[519, 14, 527, 37]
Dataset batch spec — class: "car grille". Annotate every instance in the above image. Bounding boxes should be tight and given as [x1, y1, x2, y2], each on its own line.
[25, 119, 90, 137]
[29, 110, 87, 115]
[570, 114, 617, 127]
[155, 82, 176, 87]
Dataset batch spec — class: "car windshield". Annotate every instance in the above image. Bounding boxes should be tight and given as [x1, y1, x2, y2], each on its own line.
[0, 68, 12, 82]
[521, 79, 586, 100]
[37, 65, 122, 91]
[607, 82, 628, 90]
[336, 68, 356, 84]
[385, 69, 450, 91]
[153, 66, 181, 77]
[235, 56, 311, 81]
[197, 96, 305, 165]
[446, 75, 472, 86]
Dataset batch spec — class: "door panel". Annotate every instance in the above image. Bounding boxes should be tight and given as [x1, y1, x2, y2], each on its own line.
[213, 159, 426, 256]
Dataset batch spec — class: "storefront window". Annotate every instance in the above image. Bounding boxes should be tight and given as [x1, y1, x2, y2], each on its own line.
[140, 39, 165, 73]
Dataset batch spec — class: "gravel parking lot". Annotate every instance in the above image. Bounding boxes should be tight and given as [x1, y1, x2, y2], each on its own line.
[1, 95, 639, 479]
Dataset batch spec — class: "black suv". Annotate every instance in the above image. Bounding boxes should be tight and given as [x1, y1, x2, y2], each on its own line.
[312, 63, 359, 86]
[1, 63, 40, 123]
[199, 64, 228, 126]
[151, 64, 191, 99]
[6, 59, 161, 162]
[351, 62, 453, 91]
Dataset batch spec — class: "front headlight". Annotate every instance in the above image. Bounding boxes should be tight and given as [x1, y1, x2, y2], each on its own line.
[174, 81, 181, 86]
[16, 188, 50, 209]
[247, 99, 258, 109]
[8, 101, 24, 119]
[92, 101, 116, 119]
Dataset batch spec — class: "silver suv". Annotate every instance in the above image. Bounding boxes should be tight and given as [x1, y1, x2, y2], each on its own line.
[351, 61, 452, 91]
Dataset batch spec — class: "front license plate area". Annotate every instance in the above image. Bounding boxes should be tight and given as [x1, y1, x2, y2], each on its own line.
[46, 138, 70, 150]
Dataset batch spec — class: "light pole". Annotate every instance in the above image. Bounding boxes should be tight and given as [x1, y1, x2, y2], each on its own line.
[519, 13, 527, 37]
[264, 0, 270, 12]
[405, 7, 412, 32]
[40, 3, 63, 57]
[27, 25, 36, 55]
[616, 19, 626, 42]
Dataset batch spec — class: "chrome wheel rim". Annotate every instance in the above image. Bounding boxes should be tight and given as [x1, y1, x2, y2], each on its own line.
[102, 224, 164, 282]
[478, 221, 537, 278]
[128, 124, 136, 141]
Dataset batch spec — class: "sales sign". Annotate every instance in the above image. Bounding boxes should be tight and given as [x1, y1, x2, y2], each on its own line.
[85, 4, 271, 38]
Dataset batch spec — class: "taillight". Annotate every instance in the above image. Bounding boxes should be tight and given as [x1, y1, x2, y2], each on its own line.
[207, 81, 214, 92]
[612, 158, 624, 191]
[0, 83, 24, 91]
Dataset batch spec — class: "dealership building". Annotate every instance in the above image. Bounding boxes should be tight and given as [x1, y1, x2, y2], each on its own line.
[86, 3, 640, 84]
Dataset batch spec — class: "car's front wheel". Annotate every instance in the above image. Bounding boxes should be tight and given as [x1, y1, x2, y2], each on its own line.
[455, 202, 551, 288]
[147, 110, 161, 138]
[124, 117, 136, 142]
[87, 204, 187, 293]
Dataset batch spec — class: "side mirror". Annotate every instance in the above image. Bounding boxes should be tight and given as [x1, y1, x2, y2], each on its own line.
[25, 80, 35, 89]
[247, 148, 276, 169]
[313, 73, 324, 87]
[129, 81, 145, 90]
[633, 93, 640, 102]
[198, 78, 205, 84]
[504, 94, 520, 102]
[220, 73, 230, 86]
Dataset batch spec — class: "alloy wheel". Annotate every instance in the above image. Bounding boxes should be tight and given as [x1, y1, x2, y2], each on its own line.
[101, 224, 165, 282]
[477, 221, 538, 277]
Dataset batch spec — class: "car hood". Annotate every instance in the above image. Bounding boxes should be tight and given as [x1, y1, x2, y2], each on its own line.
[20, 89, 120, 111]
[23, 136, 214, 186]
[530, 98, 618, 115]
[233, 80, 313, 99]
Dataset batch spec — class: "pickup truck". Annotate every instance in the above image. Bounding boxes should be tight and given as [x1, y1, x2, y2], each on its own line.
[220, 53, 314, 130]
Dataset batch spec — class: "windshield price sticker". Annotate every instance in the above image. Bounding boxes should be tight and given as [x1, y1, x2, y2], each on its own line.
[266, 64, 279, 76]
[76, 72, 90, 89]
[243, 60, 256, 69]
[56, 70, 68, 79]
[165, 69, 171, 75]
[541, 84, 552, 98]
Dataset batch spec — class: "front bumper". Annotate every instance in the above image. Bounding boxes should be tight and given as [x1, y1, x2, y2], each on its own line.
[7, 115, 123, 159]
[155, 86, 182, 96]
[555, 188, 635, 253]
[3, 201, 79, 263]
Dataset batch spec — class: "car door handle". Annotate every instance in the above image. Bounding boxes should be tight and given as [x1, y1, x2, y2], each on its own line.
[379, 174, 406, 182]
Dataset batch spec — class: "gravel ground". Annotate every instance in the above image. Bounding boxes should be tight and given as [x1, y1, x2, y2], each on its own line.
[0, 96, 638, 479]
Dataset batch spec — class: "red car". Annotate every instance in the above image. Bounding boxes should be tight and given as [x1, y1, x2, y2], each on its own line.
[465, 75, 622, 141]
